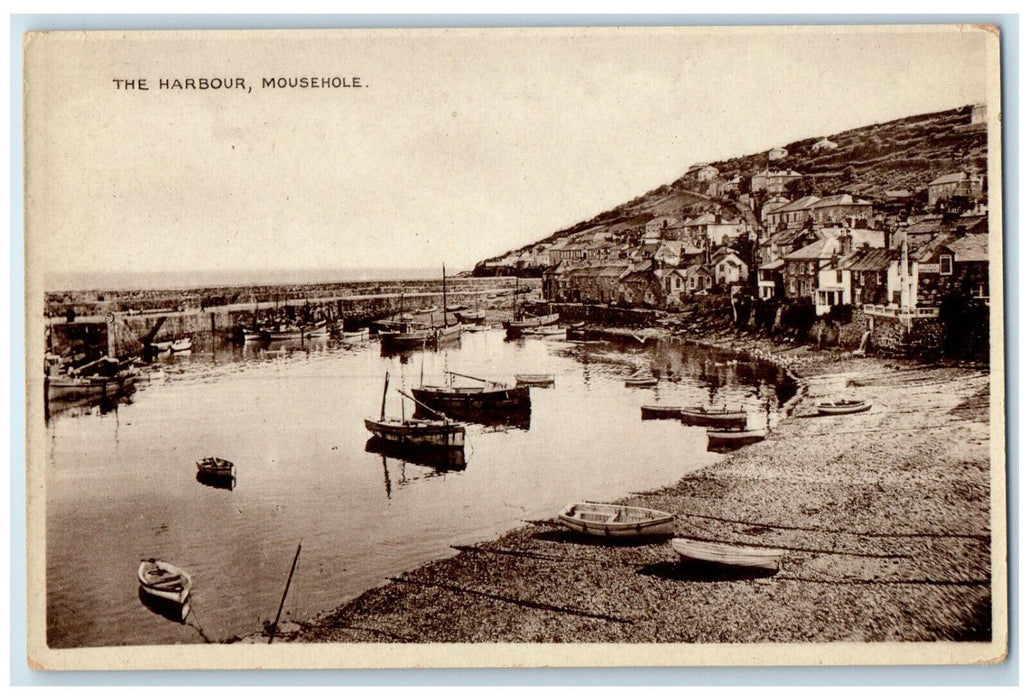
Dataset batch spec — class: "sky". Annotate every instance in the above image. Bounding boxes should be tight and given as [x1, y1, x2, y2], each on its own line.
[25, 25, 995, 280]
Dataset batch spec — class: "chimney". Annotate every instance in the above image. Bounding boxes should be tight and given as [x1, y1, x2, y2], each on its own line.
[839, 230, 853, 256]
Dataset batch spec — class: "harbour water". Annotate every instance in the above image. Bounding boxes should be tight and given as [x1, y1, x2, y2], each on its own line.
[45, 328, 794, 648]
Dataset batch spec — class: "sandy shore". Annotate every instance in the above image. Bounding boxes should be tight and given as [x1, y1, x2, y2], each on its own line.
[283, 337, 993, 644]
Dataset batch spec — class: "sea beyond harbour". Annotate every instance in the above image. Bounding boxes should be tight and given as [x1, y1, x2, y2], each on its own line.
[44, 267, 446, 293]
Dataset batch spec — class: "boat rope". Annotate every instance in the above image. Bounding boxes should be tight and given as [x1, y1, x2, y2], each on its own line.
[674, 510, 989, 540]
[183, 604, 214, 643]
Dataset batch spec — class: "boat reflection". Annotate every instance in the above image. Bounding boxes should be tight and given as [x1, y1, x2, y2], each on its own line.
[137, 586, 190, 624]
[195, 471, 236, 491]
[411, 404, 531, 431]
[365, 437, 467, 472]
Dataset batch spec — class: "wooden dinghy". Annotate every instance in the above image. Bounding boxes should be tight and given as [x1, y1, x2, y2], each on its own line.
[624, 373, 658, 387]
[515, 373, 555, 387]
[640, 404, 683, 420]
[412, 371, 531, 415]
[456, 309, 485, 323]
[680, 406, 748, 429]
[521, 325, 566, 338]
[138, 558, 192, 605]
[706, 427, 766, 449]
[558, 502, 675, 538]
[504, 312, 560, 331]
[671, 537, 785, 572]
[816, 399, 871, 416]
[339, 328, 370, 342]
[196, 456, 235, 478]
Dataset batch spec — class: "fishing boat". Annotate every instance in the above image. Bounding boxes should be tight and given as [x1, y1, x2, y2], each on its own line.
[340, 328, 370, 342]
[505, 312, 560, 332]
[624, 373, 658, 388]
[169, 337, 192, 353]
[411, 371, 531, 416]
[557, 502, 675, 539]
[816, 399, 871, 415]
[263, 323, 303, 341]
[46, 374, 110, 401]
[379, 292, 433, 349]
[640, 404, 683, 420]
[431, 264, 463, 345]
[671, 537, 785, 573]
[521, 325, 565, 338]
[196, 456, 235, 478]
[240, 327, 262, 343]
[137, 558, 192, 605]
[680, 406, 748, 429]
[514, 373, 555, 387]
[706, 427, 766, 449]
[302, 320, 329, 338]
[364, 373, 465, 450]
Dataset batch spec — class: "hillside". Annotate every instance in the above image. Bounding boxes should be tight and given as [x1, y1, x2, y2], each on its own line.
[476, 104, 986, 271]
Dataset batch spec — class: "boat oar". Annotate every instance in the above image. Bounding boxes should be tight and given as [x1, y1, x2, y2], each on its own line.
[268, 541, 302, 644]
[396, 389, 453, 422]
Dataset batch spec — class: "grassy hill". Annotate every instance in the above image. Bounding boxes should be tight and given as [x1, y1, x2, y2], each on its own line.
[477, 104, 986, 270]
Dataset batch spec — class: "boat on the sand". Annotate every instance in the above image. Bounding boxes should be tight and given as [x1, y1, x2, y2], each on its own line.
[671, 537, 785, 572]
[557, 502, 675, 538]
[137, 558, 192, 605]
[816, 399, 871, 415]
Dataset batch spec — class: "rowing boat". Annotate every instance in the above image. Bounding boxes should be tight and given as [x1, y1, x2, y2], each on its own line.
[624, 374, 658, 387]
[706, 427, 766, 449]
[514, 373, 555, 387]
[137, 559, 192, 605]
[816, 399, 871, 415]
[196, 456, 235, 478]
[558, 502, 675, 538]
[680, 406, 748, 429]
[671, 537, 785, 572]
[640, 404, 683, 420]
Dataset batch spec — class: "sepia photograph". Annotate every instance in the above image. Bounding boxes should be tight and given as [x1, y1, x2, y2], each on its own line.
[22, 23, 1006, 671]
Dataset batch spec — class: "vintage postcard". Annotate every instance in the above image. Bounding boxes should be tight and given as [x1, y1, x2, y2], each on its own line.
[23, 25, 1006, 670]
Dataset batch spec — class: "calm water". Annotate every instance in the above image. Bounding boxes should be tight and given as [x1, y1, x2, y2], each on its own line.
[46, 329, 793, 648]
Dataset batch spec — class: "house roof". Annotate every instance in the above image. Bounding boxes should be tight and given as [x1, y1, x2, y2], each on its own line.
[929, 172, 975, 186]
[785, 237, 840, 261]
[754, 168, 801, 178]
[685, 212, 717, 226]
[770, 195, 821, 214]
[900, 216, 947, 236]
[945, 233, 989, 262]
[839, 247, 893, 272]
[759, 258, 785, 271]
[811, 194, 872, 209]
[884, 189, 913, 199]
[681, 264, 712, 277]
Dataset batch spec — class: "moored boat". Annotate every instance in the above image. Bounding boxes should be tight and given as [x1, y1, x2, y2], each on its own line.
[504, 312, 560, 331]
[137, 558, 192, 605]
[240, 327, 262, 343]
[411, 371, 531, 416]
[706, 427, 766, 449]
[303, 320, 329, 338]
[169, 337, 192, 353]
[365, 372, 466, 451]
[521, 325, 566, 338]
[624, 373, 658, 388]
[196, 456, 235, 478]
[456, 309, 485, 323]
[263, 324, 303, 341]
[671, 537, 785, 572]
[514, 373, 555, 387]
[340, 328, 370, 342]
[680, 406, 748, 429]
[640, 404, 683, 420]
[557, 502, 675, 539]
[816, 399, 871, 415]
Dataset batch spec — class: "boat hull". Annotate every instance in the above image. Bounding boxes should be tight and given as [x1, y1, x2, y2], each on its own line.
[680, 408, 748, 429]
[137, 559, 192, 605]
[706, 428, 766, 449]
[671, 537, 784, 572]
[411, 384, 531, 415]
[816, 400, 871, 415]
[364, 418, 465, 449]
[558, 502, 675, 539]
[641, 405, 683, 420]
[515, 374, 555, 387]
[624, 377, 658, 387]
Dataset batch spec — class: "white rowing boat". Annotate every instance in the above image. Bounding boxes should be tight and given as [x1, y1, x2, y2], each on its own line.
[671, 537, 785, 572]
[557, 502, 674, 538]
[137, 558, 192, 605]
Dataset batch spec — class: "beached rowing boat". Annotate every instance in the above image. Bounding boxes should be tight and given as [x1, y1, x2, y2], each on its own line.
[706, 427, 766, 449]
[816, 399, 871, 415]
[671, 537, 785, 572]
[558, 502, 675, 538]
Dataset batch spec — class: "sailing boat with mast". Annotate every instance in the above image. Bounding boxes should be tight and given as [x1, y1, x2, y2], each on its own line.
[432, 264, 462, 346]
[378, 291, 432, 350]
[364, 372, 466, 451]
[502, 282, 559, 337]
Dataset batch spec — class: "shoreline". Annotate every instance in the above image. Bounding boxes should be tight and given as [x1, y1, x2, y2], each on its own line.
[271, 330, 991, 645]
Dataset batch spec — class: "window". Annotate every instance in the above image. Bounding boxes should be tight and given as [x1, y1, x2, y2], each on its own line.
[939, 254, 953, 275]
[836, 270, 843, 284]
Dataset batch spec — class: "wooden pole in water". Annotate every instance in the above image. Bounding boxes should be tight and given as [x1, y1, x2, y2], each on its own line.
[268, 542, 302, 644]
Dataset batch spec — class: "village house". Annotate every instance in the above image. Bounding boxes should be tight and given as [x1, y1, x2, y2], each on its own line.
[711, 248, 749, 287]
[750, 168, 803, 195]
[755, 226, 821, 268]
[756, 259, 784, 300]
[684, 212, 746, 248]
[835, 246, 892, 308]
[767, 146, 788, 161]
[715, 175, 743, 198]
[663, 267, 691, 307]
[680, 263, 714, 296]
[643, 217, 682, 243]
[760, 195, 790, 223]
[941, 233, 990, 301]
[782, 228, 886, 313]
[654, 240, 704, 268]
[565, 263, 629, 304]
[811, 137, 838, 152]
[690, 164, 719, 182]
[809, 194, 874, 227]
[764, 195, 821, 231]
[618, 262, 663, 307]
[927, 172, 984, 208]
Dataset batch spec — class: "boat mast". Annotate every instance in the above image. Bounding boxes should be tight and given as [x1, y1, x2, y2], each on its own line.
[380, 371, 390, 421]
[442, 263, 448, 326]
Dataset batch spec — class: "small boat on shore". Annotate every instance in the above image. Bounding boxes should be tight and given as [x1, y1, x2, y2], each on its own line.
[515, 373, 555, 387]
[557, 502, 675, 539]
[706, 427, 766, 449]
[196, 456, 235, 478]
[680, 406, 748, 429]
[169, 337, 192, 353]
[816, 399, 871, 416]
[137, 559, 192, 605]
[671, 537, 785, 573]
[640, 404, 683, 420]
